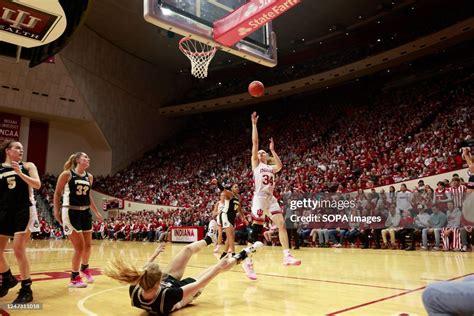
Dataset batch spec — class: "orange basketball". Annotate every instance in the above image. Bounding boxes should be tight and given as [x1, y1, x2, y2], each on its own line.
[248, 81, 265, 97]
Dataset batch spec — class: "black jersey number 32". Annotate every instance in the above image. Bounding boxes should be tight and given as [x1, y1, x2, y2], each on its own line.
[76, 185, 89, 195]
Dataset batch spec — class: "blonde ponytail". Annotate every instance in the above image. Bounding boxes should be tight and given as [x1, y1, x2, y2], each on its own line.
[104, 257, 162, 291]
[64, 152, 83, 171]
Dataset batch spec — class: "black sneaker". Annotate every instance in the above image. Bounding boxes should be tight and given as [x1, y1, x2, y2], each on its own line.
[0, 274, 19, 297]
[12, 287, 33, 304]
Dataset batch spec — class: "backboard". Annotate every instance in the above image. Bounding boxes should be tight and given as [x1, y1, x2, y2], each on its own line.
[144, 0, 277, 67]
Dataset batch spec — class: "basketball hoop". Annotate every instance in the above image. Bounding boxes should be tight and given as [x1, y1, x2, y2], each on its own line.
[179, 37, 217, 79]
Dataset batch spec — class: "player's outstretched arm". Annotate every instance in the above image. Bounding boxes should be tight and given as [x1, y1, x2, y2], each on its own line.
[146, 243, 165, 264]
[269, 137, 283, 173]
[251, 112, 259, 170]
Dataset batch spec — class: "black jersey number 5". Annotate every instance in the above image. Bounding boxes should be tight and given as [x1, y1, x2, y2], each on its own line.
[7, 176, 16, 189]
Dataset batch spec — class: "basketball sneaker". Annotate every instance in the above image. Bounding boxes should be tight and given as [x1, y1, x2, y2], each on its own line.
[81, 268, 94, 283]
[283, 254, 301, 266]
[12, 287, 33, 304]
[207, 220, 218, 243]
[236, 242, 263, 281]
[242, 260, 257, 281]
[69, 275, 87, 288]
[0, 274, 18, 297]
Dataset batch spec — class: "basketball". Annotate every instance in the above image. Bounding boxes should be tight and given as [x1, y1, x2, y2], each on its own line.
[248, 81, 265, 97]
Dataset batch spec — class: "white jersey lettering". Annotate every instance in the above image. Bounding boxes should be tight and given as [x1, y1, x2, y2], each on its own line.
[253, 162, 275, 195]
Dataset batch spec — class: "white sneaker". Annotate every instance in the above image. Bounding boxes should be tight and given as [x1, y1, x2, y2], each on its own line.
[213, 245, 221, 253]
[207, 220, 218, 243]
[461, 245, 467, 252]
[243, 241, 264, 254]
[283, 254, 301, 266]
[242, 260, 257, 280]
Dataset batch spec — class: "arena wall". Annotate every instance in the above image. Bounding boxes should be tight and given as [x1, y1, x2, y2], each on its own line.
[59, 26, 185, 174]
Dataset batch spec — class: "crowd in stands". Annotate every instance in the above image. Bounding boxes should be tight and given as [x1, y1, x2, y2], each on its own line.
[95, 71, 473, 209]
[32, 69, 473, 252]
[284, 175, 472, 252]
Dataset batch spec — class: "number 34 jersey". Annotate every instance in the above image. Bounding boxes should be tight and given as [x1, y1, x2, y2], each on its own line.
[253, 162, 275, 195]
[63, 170, 91, 207]
[0, 162, 31, 209]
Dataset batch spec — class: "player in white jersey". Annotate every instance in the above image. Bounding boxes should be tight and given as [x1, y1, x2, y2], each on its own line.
[242, 112, 301, 280]
[213, 191, 229, 253]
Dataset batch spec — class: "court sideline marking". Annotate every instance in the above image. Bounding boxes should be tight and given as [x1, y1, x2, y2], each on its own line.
[184, 263, 409, 291]
[326, 273, 474, 315]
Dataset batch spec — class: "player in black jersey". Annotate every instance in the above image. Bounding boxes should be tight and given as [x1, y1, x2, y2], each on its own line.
[0, 141, 41, 304]
[105, 220, 263, 315]
[53, 152, 103, 288]
[212, 179, 248, 259]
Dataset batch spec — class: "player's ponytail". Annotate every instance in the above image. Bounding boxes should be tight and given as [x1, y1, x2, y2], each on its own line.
[104, 257, 162, 291]
[0, 140, 16, 162]
[63, 152, 83, 171]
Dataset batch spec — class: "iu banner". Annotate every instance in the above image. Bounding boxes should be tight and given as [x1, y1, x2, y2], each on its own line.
[213, 0, 301, 47]
[0, 112, 21, 142]
[0, 0, 67, 48]
[170, 226, 204, 243]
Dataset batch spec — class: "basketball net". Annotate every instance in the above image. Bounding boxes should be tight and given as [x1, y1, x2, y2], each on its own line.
[179, 37, 217, 79]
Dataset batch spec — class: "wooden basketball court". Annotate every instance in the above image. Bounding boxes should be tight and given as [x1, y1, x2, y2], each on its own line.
[2, 240, 473, 315]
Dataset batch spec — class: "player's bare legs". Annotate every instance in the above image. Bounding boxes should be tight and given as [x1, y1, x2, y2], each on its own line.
[165, 220, 218, 280]
[271, 213, 301, 266]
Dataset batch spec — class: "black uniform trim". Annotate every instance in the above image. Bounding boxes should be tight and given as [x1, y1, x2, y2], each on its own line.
[0, 163, 32, 236]
[64, 170, 91, 207]
[64, 209, 92, 233]
[129, 275, 195, 315]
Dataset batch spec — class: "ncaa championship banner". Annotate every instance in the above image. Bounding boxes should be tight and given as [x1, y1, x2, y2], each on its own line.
[0, 0, 67, 48]
[170, 226, 204, 243]
[0, 112, 20, 142]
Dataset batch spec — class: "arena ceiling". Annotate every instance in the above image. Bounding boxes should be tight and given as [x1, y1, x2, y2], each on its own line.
[84, 0, 401, 72]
